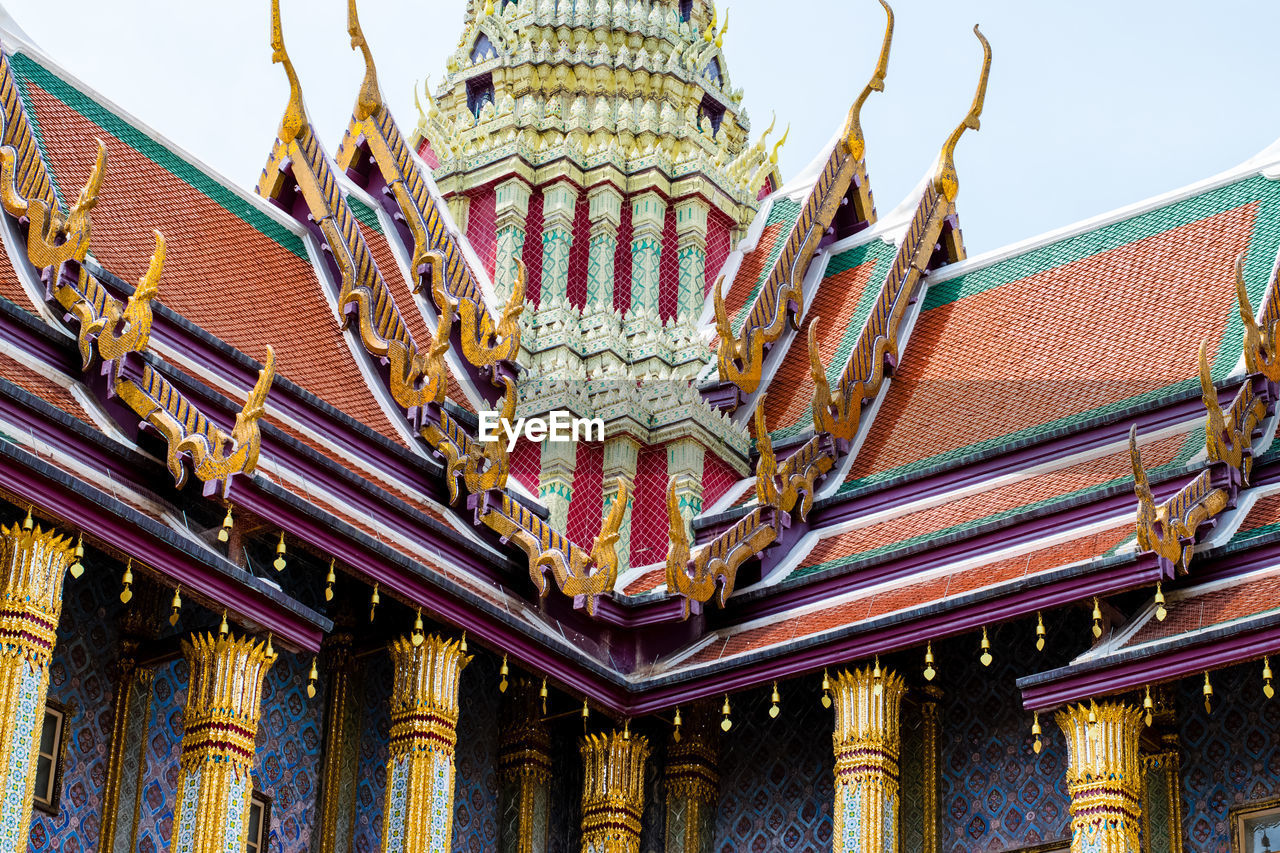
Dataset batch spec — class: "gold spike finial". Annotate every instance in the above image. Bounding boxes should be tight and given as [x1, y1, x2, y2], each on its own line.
[934, 25, 992, 201]
[715, 9, 730, 48]
[770, 124, 790, 166]
[844, 0, 894, 161]
[271, 0, 308, 145]
[347, 0, 382, 121]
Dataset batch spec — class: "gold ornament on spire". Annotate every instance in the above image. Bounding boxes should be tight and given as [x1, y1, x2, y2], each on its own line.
[934, 25, 991, 201]
[844, 0, 894, 162]
[270, 0, 308, 145]
[347, 0, 382, 121]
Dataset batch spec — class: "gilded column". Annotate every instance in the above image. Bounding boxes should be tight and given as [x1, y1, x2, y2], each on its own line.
[497, 678, 552, 853]
[316, 631, 361, 853]
[0, 521, 74, 853]
[628, 191, 667, 319]
[172, 631, 276, 853]
[666, 439, 705, 542]
[495, 179, 532, 306]
[99, 632, 155, 853]
[585, 185, 623, 311]
[920, 687, 943, 853]
[664, 704, 718, 853]
[539, 183, 578, 307]
[831, 666, 907, 853]
[1055, 702, 1144, 853]
[603, 436, 640, 571]
[382, 634, 470, 853]
[673, 198, 709, 321]
[579, 730, 650, 853]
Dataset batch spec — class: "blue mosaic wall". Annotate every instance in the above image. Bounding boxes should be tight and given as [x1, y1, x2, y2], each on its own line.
[937, 620, 1074, 853]
[352, 652, 391, 853]
[30, 564, 121, 853]
[712, 682, 834, 852]
[255, 649, 326, 853]
[1179, 660, 1280, 851]
[452, 652, 500, 853]
[136, 654, 182, 853]
[350, 648, 501, 853]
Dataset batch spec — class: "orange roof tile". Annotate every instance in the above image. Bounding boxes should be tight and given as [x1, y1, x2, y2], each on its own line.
[0, 351, 93, 425]
[13, 56, 404, 443]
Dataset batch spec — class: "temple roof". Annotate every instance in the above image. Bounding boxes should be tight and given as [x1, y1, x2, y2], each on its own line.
[3, 2, 1280, 717]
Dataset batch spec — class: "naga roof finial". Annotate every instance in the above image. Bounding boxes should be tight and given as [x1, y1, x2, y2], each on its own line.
[348, 0, 382, 121]
[844, 0, 894, 161]
[770, 124, 790, 165]
[271, 0, 308, 145]
[934, 24, 991, 201]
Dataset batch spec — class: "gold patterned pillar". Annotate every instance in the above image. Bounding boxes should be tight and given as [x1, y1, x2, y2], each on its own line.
[0, 521, 73, 853]
[920, 687, 943, 853]
[579, 730, 650, 853]
[99, 637, 154, 853]
[664, 703, 718, 853]
[1055, 702, 1144, 853]
[382, 634, 471, 853]
[316, 631, 361, 853]
[831, 666, 907, 853]
[172, 631, 276, 853]
[497, 679, 552, 853]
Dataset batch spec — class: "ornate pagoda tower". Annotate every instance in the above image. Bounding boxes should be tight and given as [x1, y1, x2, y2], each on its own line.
[414, 0, 777, 572]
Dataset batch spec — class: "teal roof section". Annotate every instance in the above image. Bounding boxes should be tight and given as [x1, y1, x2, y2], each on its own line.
[348, 194, 385, 235]
[9, 51, 308, 260]
[731, 197, 801, 336]
[837, 172, 1280, 496]
[771, 236, 897, 440]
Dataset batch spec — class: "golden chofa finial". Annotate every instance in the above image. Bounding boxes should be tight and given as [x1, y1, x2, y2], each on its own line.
[270, 0, 308, 145]
[770, 124, 790, 165]
[844, 0, 894, 162]
[934, 24, 992, 202]
[715, 9, 730, 48]
[347, 0, 382, 121]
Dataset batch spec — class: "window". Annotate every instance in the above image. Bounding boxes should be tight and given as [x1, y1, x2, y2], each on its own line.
[703, 58, 723, 87]
[470, 33, 496, 64]
[467, 73, 496, 118]
[1233, 798, 1280, 852]
[32, 704, 66, 814]
[698, 94, 725, 137]
[246, 792, 271, 853]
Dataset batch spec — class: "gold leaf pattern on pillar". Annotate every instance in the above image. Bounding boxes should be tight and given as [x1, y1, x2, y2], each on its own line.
[831, 666, 907, 853]
[0, 523, 74, 852]
[383, 634, 471, 853]
[1055, 702, 1144, 853]
[172, 631, 276, 853]
[579, 730, 650, 853]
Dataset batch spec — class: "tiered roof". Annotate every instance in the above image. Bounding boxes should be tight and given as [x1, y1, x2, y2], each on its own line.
[2, 0, 1280, 718]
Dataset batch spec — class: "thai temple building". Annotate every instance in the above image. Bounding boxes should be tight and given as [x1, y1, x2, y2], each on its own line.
[3, 0, 1280, 849]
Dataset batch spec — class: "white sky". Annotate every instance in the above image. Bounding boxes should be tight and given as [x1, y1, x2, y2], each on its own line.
[4, 0, 1279, 256]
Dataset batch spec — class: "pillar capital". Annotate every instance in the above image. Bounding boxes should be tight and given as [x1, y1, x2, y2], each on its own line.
[674, 197, 710, 240]
[630, 191, 668, 239]
[831, 666, 907, 853]
[382, 634, 471, 853]
[173, 630, 277, 853]
[495, 178, 533, 231]
[0, 521, 74, 853]
[542, 182, 580, 233]
[1055, 702, 1144, 853]
[497, 679, 552, 853]
[587, 184, 624, 232]
[579, 730, 651, 853]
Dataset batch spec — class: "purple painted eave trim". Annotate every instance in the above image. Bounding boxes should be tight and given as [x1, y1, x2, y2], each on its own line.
[1018, 612, 1280, 712]
[619, 551, 1161, 715]
[0, 443, 329, 651]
